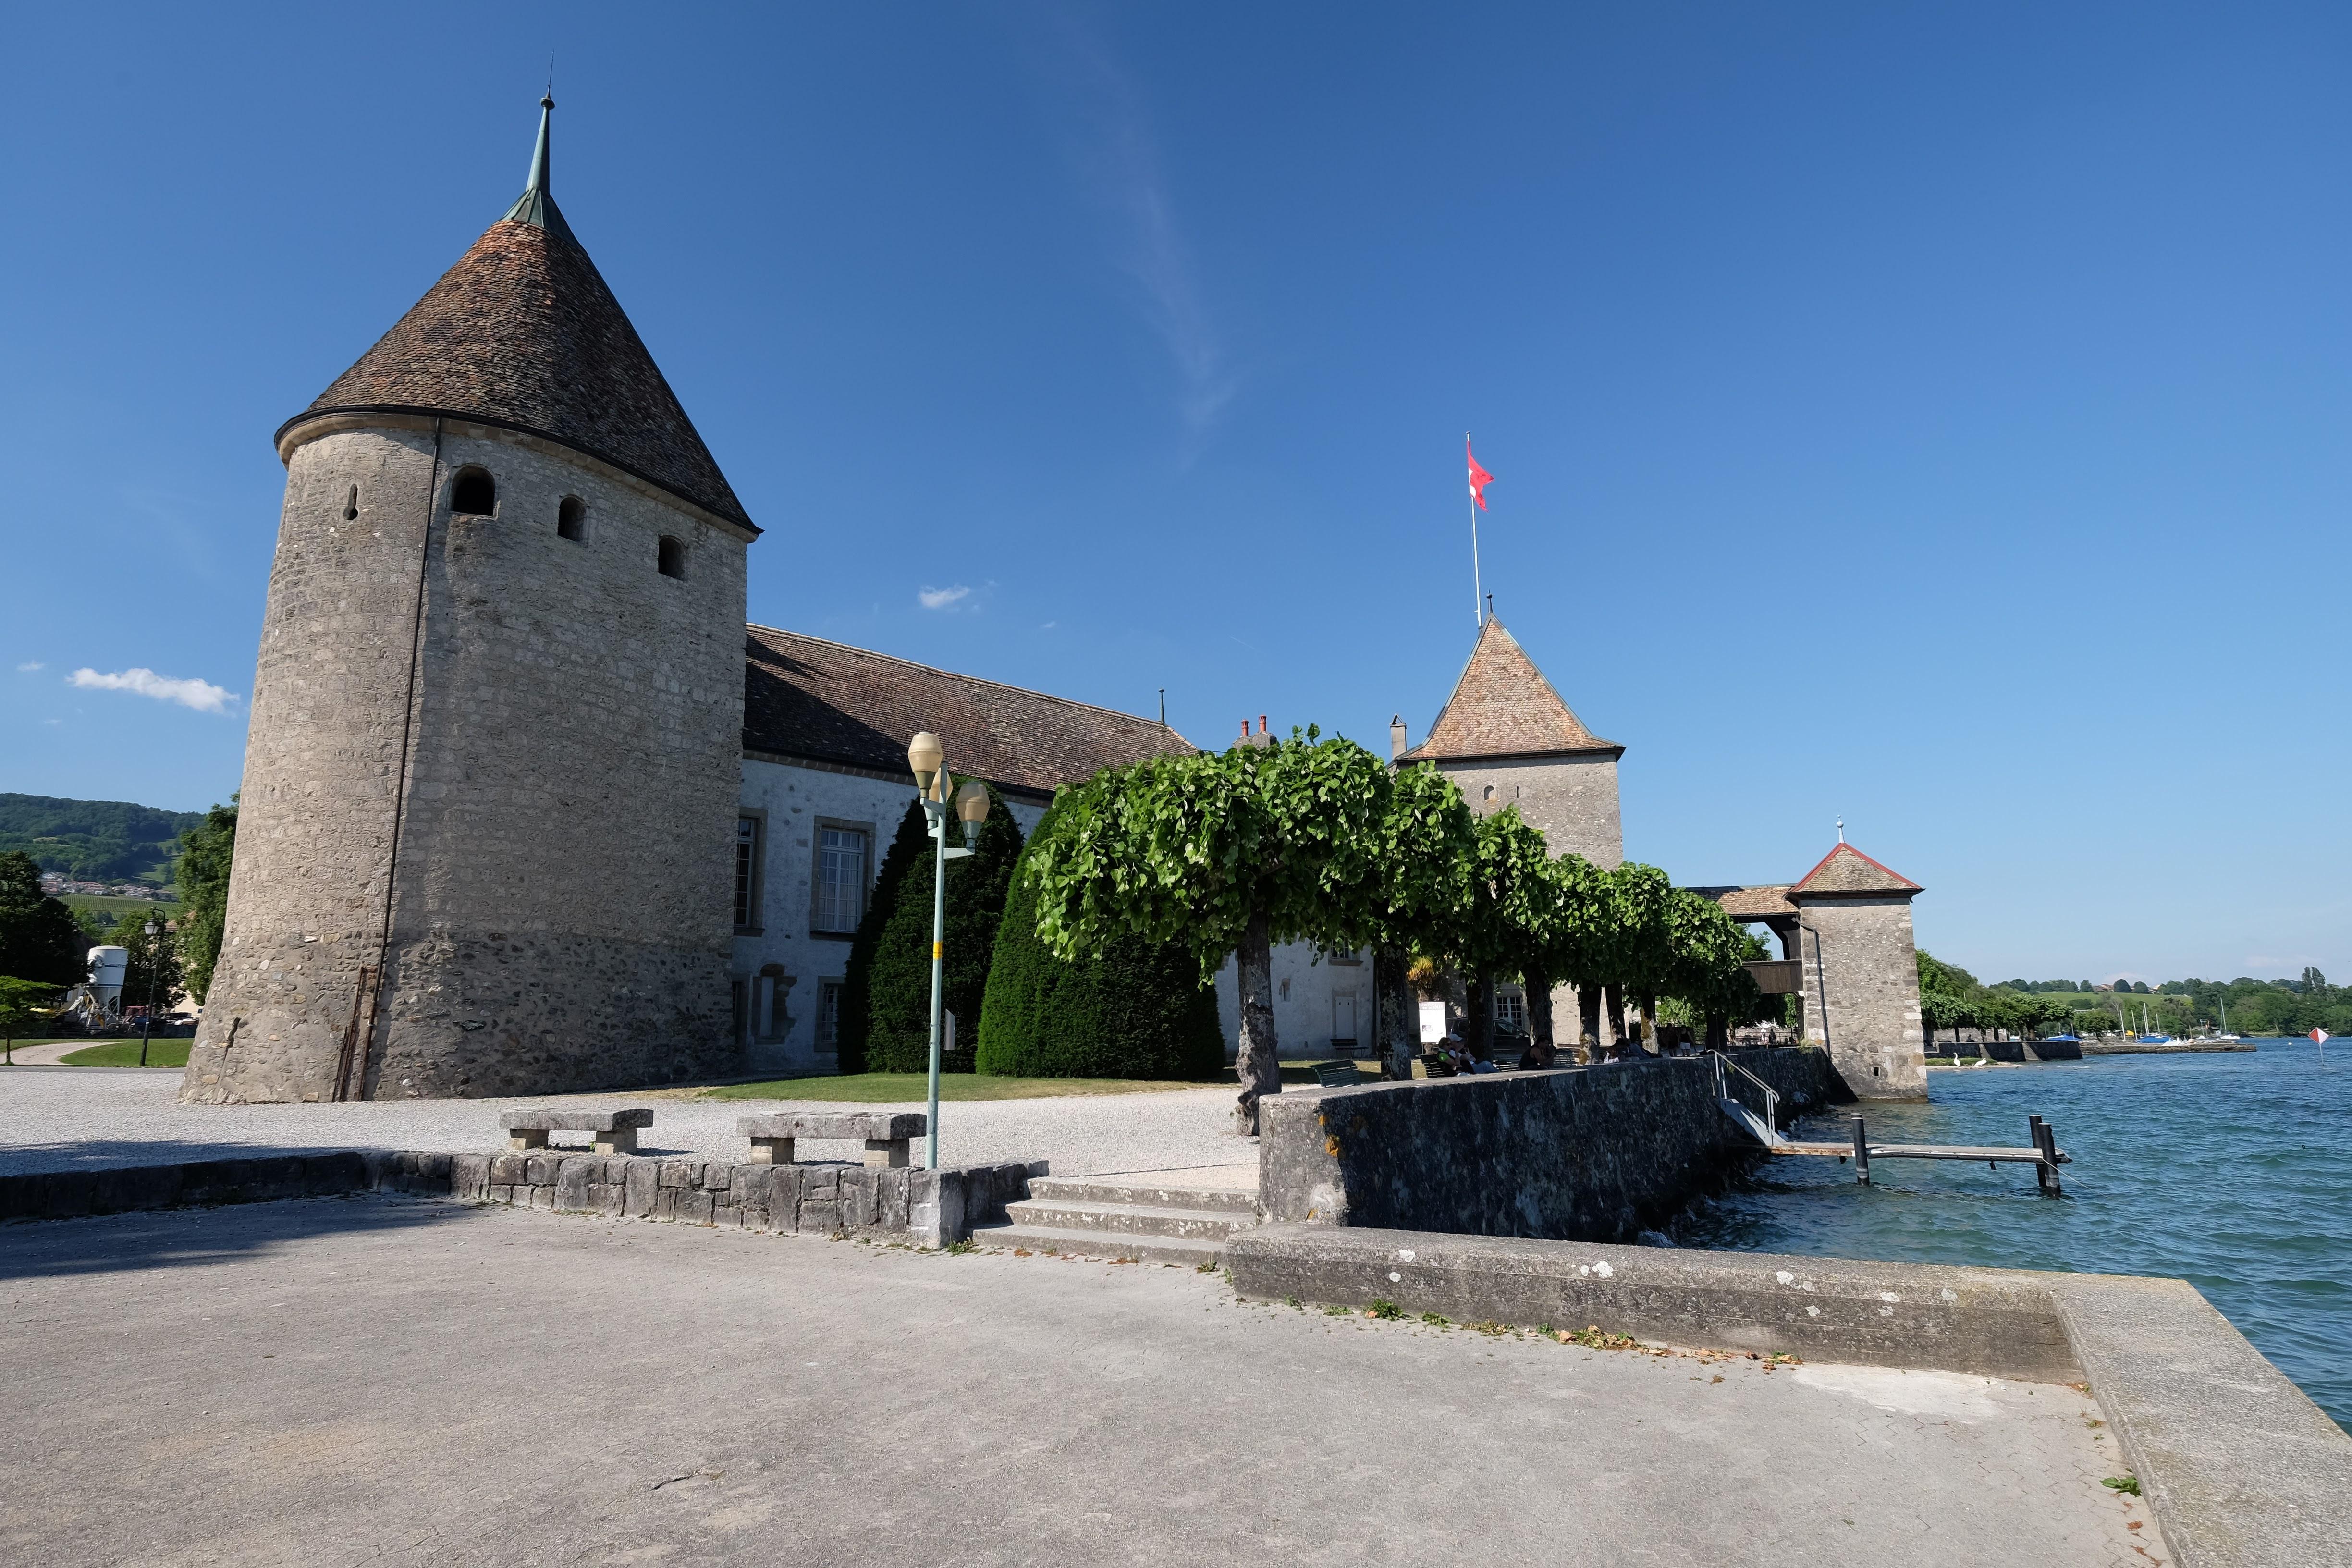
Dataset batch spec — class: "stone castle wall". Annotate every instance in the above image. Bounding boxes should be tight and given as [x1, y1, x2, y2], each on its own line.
[1798, 895, 1927, 1100]
[185, 418, 750, 1103]
[1436, 753, 1623, 869]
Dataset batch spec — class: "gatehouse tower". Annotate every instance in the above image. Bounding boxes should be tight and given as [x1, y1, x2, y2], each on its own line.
[183, 98, 759, 1103]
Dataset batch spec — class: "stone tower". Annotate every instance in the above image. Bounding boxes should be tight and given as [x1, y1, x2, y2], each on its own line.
[182, 99, 759, 1103]
[1397, 616, 1624, 867]
[1788, 841, 1928, 1100]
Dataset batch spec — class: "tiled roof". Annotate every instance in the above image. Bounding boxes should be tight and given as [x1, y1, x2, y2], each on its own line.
[1789, 842, 1922, 897]
[1400, 618, 1620, 762]
[1694, 885, 1799, 920]
[285, 104, 752, 532]
[742, 626, 1195, 797]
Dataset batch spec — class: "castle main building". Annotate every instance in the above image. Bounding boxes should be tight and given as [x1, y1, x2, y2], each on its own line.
[185, 101, 1925, 1105]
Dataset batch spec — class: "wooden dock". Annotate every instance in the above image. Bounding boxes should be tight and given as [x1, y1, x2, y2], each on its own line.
[1768, 1115, 2070, 1194]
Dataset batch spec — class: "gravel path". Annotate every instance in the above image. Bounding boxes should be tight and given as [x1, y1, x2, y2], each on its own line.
[0, 1067, 1263, 1179]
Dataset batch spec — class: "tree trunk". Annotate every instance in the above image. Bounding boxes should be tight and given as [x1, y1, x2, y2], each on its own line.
[1603, 986, 1627, 1049]
[1524, 966, 1554, 1048]
[1577, 984, 1602, 1055]
[1706, 1013, 1727, 1050]
[1234, 911, 1281, 1134]
[1374, 947, 1415, 1080]
[1466, 972, 1493, 1061]
[1638, 993, 1658, 1054]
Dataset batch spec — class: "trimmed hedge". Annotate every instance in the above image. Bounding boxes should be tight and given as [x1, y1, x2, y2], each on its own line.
[836, 802, 930, 1075]
[846, 789, 1024, 1074]
[976, 802, 1225, 1080]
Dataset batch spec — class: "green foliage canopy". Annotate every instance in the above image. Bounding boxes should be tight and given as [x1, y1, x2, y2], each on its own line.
[172, 801, 236, 1004]
[0, 851, 88, 988]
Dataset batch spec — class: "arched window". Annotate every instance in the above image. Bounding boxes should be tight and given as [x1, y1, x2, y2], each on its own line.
[451, 467, 496, 516]
[557, 496, 587, 541]
[657, 536, 686, 579]
[343, 484, 359, 521]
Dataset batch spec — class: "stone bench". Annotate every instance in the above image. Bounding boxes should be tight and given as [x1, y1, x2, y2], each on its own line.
[737, 1112, 927, 1170]
[498, 1108, 654, 1156]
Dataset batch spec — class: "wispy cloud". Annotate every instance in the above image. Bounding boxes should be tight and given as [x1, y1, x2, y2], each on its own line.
[919, 585, 973, 611]
[68, 666, 239, 713]
[1034, 14, 1241, 441]
[15, 661, 41, 672]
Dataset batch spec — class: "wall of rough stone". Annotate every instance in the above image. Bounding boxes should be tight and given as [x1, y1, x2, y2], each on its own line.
[1434, 753, 1623, 869]
[1258, 1049, 1844, 1243]
[186, 418, 751, 1103]
[1797, 895, 1928, 1101]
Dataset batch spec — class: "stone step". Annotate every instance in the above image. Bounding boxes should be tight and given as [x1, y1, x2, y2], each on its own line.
[1024, 1176, 1260, 1215]
[1002, 1198, 1259, 1241]
[971, 1222, 1231, 1268]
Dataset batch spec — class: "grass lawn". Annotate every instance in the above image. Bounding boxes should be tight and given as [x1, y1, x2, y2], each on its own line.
[55, 1039, 191, 1068]
[703, 1071, 1226, 1102]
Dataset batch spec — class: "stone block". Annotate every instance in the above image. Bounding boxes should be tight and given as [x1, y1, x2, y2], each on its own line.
[797, 1200, 840, 1235]
[498, 1107, 656, 1133]
[449, 1153, 491, 1201]
[714, 1203, 743, 1229]
[799, 1167, 839, 1198]
[488, 1184, 515, 1205]
[44, 1174, 96, 1220]
[658, 1161, 701, 1189]
[839, 1167, 877, 1228]
[677, 1190, 715, 1225]
[653, 1187, 679, 1222]
[489, 1152, 529, 1186]
[553, 1158, 595, 1213]
[878, 1168, 911, 1231]
[765, 1165, 802, 1233]
[525, 1154, 559, 1187]
[702, 1162, 734, 1192]
[623, 1160, 659, 1218]
[588, 1182, 624, 1217]
[736, 1111, 925, 1142]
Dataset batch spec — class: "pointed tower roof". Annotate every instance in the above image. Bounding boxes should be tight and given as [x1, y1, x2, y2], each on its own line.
[1789, 842, 1922, 897]
[1399, 617, 1622, 763]
[281, 97, 755, 534]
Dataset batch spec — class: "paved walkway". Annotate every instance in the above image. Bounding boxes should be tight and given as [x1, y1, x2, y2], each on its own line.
[1, 1198, 2151, 1567]
[0, 1067, 1260, 1179]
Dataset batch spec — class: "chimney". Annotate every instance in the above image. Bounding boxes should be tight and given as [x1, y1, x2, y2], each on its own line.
[1389, 714, 1408, 760]
[1258, 715, 1268, 735]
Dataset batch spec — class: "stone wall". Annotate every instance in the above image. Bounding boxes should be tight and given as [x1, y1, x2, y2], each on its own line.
[187, 417, 751, 1104]
[1258, 1048, 1843, 1243]
[0, 1147, 1039, 1249]
[1433, 752, 1623, 869]
[1798, 894, 1928, 1100]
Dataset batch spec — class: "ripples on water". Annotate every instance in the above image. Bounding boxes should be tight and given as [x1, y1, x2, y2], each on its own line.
[1676, 1039, 2352, 1433]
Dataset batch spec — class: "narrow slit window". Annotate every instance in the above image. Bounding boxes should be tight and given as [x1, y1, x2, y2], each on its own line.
[657, 536, 686, 578]
[557, 496, 586, 541]
[451, 468, 496, 515]
[343, 485, 358, 521]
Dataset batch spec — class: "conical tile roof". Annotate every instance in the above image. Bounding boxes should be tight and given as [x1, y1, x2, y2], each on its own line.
[1399, 618, 1621, 762]
[1789, 842, 1921, 897]
[282, 99, 754, 533]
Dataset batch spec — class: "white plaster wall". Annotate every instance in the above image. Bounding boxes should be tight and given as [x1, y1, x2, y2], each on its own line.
[1212, 941, 1374, 1065]
[734, 756, 1044, 1075]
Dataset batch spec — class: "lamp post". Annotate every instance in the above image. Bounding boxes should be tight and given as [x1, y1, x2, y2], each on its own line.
[137, 918, 159, 1068]
[906, 732, 992, 1170]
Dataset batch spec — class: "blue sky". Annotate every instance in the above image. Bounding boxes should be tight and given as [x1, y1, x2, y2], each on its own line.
[2, 3, 2346, 985]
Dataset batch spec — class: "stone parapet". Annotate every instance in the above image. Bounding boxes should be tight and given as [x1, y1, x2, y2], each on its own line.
[1259, 1048, 1843, 1243]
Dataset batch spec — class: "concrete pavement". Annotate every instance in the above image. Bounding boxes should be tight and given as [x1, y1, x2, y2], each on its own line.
[1, 1196, 2151, 1567]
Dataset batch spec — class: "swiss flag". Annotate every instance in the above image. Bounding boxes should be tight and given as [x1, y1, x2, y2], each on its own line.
[1466, 439, 1495, 510]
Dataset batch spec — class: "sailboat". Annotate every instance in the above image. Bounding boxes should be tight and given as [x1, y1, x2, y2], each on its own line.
[2218, 1000, 2241, 1043]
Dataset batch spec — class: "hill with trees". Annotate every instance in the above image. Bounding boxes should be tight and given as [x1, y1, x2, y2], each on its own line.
[0, 794, 204, 884]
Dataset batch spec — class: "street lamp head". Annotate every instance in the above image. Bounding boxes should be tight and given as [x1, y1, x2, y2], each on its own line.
[144, 919, 158, 938]
[907, 731, 943, 796]
[955, 779, 990, 844]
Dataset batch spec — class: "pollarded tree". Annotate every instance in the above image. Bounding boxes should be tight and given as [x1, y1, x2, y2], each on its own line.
[977, 799, 1224, 1080]
[1657, 889, 1767, 1046]
[1025, 728, 1394, 1132]
[1446, 806, 1562, 1060]
[1362, 762, 1479, 1078]
[858, 785, 1024, 1074]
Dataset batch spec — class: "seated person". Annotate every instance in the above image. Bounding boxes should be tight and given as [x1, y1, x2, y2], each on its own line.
[1519, 1037, 1557, 1070]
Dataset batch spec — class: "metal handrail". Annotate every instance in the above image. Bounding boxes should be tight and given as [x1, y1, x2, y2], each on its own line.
[1707, 1050, 1780, 1142]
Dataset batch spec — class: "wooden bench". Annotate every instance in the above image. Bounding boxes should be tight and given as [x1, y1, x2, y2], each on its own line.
[497, 1107, 654, 1155]
[1313, 1061, 1369, 1087]
[737, 1112, 927, 1169]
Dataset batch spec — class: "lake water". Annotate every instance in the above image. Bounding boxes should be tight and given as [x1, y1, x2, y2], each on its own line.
[1676, 1038, 2352, 1433]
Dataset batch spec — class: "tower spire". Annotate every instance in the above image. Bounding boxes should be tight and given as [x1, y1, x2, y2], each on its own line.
[503, 94, 572, 239]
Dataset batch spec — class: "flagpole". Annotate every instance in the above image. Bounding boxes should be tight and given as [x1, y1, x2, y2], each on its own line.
[1468, 430, 1482, 627]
